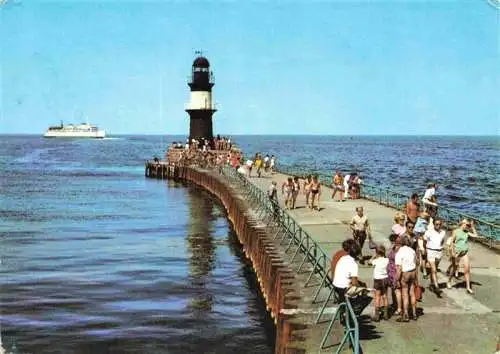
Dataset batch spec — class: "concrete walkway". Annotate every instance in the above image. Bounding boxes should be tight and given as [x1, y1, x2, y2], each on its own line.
[246, 171, 500, 353]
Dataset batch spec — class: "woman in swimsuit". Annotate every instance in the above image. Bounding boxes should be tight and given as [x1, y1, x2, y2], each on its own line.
[281, 177, 294, 210]
[310, 174, 321, 211]
[447, 218, 477, 294]
[303, 175, 312, 208]
[291, 176, 301, 209]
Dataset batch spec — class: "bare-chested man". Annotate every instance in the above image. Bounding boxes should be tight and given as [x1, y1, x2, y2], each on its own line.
[405, 193, 420, 224]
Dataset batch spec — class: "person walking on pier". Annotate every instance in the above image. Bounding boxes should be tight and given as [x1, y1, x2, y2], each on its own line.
[350, 207, 371, 264]
[391, 212, 407, 236]
[343, 173, 351, 200]
[270, 155, 276, 174]
[264, 154, 270, 172]
[414, 212, 431, 278]
[405, 193, 420, 224]
[424, 217, 446, 297]
[268, 181, 279, 220]
[282, 177, 294, 210]
[309, 175, 321, 211]
[447, 219, 477, 294]
[303, 175, 312, 208]
[331, 170, 344, 201]
[291, 176, 301, 209]
[395, 236, 418, 322]
[255, 153, 263, 178]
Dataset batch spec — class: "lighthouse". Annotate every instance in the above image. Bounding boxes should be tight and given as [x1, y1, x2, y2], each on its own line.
[185, 54, 216, 145]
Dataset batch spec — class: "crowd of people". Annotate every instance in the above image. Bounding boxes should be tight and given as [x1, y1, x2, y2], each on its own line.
[330, 183, 478, 324]
[165, 145, 479, 326]
[238, 152, 277, 177]
[170, 135, 233, 153]
[266, 170, 364, 213]
[331, 170, 364, 201]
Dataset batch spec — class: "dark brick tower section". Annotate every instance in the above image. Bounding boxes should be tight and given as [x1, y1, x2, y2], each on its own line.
[185, 56, 217, 143]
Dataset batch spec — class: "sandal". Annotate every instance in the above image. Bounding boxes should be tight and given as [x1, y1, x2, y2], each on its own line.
[466, 288, 474, 295]
[396, 315, 409, 323]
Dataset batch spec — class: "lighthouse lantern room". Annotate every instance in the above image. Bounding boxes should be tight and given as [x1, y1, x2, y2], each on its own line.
[185, 54, 216, 144]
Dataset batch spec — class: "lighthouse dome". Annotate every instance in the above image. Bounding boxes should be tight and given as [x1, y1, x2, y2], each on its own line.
[193, 56, 210, 68]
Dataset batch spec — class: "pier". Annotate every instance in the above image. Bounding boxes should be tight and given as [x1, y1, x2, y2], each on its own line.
[145, 162, 500, 353]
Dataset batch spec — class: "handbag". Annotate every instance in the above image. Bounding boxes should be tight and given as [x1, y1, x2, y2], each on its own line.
[415, 284, 423, 301]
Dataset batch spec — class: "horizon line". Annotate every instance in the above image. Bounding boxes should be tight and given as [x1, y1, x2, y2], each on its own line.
[1, 133, 498, 137]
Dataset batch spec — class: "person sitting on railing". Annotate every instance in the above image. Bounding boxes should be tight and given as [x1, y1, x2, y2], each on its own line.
[333, 239, 363, 304]
[422, 183, 439, 218]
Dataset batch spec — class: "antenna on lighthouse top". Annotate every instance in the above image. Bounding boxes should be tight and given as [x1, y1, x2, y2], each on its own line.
[195, 50, 204, 56]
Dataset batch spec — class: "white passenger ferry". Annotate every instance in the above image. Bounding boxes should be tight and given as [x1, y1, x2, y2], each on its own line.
[44, 121, 106, 138]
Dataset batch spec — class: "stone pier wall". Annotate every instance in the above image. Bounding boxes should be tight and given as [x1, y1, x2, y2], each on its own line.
[145, 164, 301, 354]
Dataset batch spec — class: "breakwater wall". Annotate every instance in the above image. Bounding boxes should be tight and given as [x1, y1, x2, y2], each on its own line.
[145, 163, 301, 353]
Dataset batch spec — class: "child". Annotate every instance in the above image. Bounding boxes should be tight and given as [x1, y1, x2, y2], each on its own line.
[371, 245, 390, 321]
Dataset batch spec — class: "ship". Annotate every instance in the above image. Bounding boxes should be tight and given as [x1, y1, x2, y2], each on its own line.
[43, 121, 106, 138]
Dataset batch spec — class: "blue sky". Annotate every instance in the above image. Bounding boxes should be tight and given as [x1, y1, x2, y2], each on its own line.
[1, 0, 498, 135]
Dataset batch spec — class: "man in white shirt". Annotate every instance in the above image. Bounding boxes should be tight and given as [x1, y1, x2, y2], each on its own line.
[343, 174, 351, 199]
[422, 183, 438, 217]
[395, 237, 417, 322]
[424, 217, 446, 296]
[333, 239, 362, 303]
[264, 154, 270, 172]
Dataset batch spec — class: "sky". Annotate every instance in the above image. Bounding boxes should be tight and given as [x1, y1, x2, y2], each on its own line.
[0, 0, 498, 135]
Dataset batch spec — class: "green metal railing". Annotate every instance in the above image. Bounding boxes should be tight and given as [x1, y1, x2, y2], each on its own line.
[319, 297, 360, 354]
[220, 166, 360, 353]
[277, 166, 500, 244]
